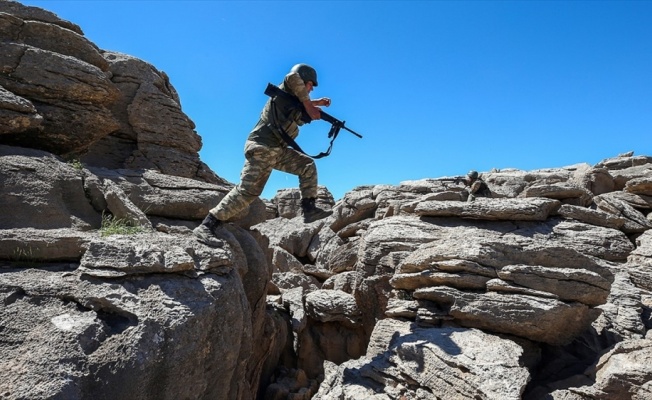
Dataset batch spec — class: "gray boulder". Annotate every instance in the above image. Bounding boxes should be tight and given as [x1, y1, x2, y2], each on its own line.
[314, 319, 535, 400]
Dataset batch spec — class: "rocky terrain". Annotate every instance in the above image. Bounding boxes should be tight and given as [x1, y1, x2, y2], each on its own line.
[1, 1, 651, 399]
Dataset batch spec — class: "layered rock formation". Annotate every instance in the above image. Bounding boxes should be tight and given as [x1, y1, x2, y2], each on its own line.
[263, 158, 652, 399]
[1, 2, 266, 399]
[1, 2, 652, 399]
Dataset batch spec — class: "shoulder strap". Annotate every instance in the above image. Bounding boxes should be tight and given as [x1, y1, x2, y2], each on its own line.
[269, 99, 335, 159]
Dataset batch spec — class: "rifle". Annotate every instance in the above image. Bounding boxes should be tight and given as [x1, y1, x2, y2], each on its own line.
[264, 83, 363, 139]
[440, 177, 465, 184]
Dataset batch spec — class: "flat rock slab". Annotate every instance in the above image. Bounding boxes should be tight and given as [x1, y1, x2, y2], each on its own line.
[413, 286, 599, 345]
[414, 197, 561, 220]
[80, 232, 234, 277]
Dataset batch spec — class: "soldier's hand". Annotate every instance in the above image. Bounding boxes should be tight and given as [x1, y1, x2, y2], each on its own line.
[314, 97, 331, 107]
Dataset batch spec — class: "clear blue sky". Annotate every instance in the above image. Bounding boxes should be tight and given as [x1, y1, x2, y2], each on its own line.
[21, 1, 652, 200]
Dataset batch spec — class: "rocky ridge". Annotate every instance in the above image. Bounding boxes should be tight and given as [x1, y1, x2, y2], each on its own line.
[1, 2, 652, 399]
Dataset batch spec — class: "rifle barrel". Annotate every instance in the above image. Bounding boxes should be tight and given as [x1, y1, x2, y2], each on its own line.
[321, 111, 362, 138]
[342, 126, 363, 138]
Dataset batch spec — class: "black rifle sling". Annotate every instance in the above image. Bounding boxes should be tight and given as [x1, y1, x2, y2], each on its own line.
[269, 96, 335, 159]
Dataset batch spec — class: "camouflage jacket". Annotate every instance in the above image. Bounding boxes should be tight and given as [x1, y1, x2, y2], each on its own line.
[247, 72, 309, 147]
[469, 178, 491, 197]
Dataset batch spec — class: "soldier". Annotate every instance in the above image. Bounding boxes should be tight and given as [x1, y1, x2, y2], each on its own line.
[465, 170, 491, 202]
[194, 63, 332, 245]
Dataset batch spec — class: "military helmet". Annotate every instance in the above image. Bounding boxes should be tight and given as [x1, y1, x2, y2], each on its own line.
[467, 170, 479, 180]
[290, 63, 318, 87]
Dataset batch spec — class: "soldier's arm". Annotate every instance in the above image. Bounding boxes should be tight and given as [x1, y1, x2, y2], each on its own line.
[285, 72, 321, 120]
[311, 98, 331, 107]
[469, 180, 482, 194]
[285, 72, 310, 102]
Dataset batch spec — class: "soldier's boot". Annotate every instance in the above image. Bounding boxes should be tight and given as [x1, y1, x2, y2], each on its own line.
[193, 213, 225, 246]
[301, 197, 332, 223]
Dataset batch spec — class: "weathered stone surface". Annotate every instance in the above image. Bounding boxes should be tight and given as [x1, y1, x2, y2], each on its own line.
[0, 267, 255, 400]
[280, 287, 307, 334]
[8, 25, 227, 184]
[384, 297, 422, 319]
[586, 271, 648, 349]
[0, 84, 42, 134]
[270, 246, 305, 273]
[397, 254, 497, 276]
[79, 232, 234, 277]
[396, 178, 450, 194]
[603, 160, 652, 190]
[253, 216, 324, 259]
[262, 367, 320, 400]
[607, 191, 652, 210]
[413, 286, 599, 345]
[272, 272, 320, 292]
[321, 271, 360, 293]
[572, 165, 615, 196]
[594, 193, 652, 233]
[356, 216, 441, 277]
[89, 167, 265, 226]
[0, 1, 82, 34]
[630, 230, 652, 266]
[0, 228, 90, 262]
[304, 290, 361, 326]
[315, 319, 534, 400]
[334, 219, 371, 239]
[497, 264, 611, 306]
[302, 263, 335, 280]
[414, 197, 561, 220]
[308, 226, 340, 264]
[0, 43, 120, 154]
[481, 169, 530, 198]
[310, 227, 359, 274]
[328, 187, 377, 233]
[557, 204, 626, 230]
[486, 278, 561, 299]
[371, 217, 629, 273]
[78, 51, 204, 179]
[352, 274, 392, 335]
[625, 177, 652, 196]
[626, 230, 652, 292]
[101, 179, 152, 228]
[17, 19, 108, 70]
[554, 340, 652, 400]
[595, 152, 652, 170]
[295, 318, 367, 380]
[390, 269, 492, 291]
[521, 182, 592, 201]
[0, 145, 101, 230]
[271, 186, 334, 219]
[114, 168, 226, 219]
[277, 286, 335, 381]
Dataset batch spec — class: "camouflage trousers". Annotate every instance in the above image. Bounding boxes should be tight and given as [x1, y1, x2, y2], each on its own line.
[210, 140, 318, 221]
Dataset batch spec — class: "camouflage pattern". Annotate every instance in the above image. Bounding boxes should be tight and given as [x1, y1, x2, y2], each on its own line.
[285, 71, 310, 102]
[247, 71, 308, 147]
[210, 140, 318, 221]
[467, 177, 491, 202]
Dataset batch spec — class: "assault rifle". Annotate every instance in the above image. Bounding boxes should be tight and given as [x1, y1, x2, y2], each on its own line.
[264, 83, 363, 139]
[440, 177, 465, 184]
